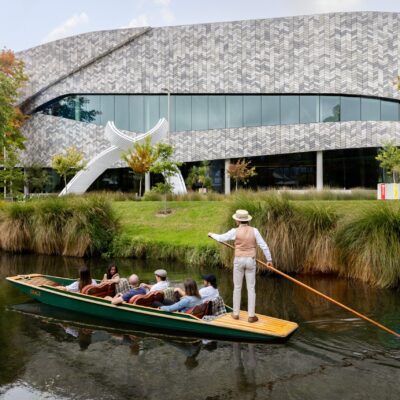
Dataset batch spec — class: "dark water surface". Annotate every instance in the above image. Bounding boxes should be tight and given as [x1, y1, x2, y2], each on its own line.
[0, 252, 399, 400]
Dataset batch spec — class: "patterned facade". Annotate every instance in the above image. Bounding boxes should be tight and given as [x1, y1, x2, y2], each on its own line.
[17, 12, 400, 166]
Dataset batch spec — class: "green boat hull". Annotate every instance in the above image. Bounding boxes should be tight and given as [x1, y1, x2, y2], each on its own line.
[7, 275, 296, 343]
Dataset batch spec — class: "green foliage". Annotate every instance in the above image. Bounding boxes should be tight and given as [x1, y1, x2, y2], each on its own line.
[0, 147, 25, 197]
[335, 204, 400, 288]
[24, 162, 50, 193]
[186, 161, 212, 191]
[122, 137, 157, 196]
[150, 143, 181, 212]
[0, 49, 28, 150]
[0, 196, 119, 257]
[51, 147, 86, 192]
[376, 143, 400, 183]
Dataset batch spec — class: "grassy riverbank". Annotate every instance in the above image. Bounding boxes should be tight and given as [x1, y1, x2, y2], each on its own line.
[1, 191, 400, 288]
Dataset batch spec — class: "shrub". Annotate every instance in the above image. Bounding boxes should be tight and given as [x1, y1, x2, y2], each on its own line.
[0, 196, 119, 257]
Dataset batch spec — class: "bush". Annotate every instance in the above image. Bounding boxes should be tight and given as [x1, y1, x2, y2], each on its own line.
[0, 196, 119, 257]
[335, 204, 400, 288]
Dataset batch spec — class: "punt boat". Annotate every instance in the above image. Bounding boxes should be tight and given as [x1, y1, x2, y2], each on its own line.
[6, 274, 298, 343]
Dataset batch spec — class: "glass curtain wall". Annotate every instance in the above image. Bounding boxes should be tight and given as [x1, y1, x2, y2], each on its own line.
[37, 94, 400, 133]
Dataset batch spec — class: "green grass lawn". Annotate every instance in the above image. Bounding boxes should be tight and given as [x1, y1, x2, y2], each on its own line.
[113, 199, 388, 248]
[113, 201, 228, 247]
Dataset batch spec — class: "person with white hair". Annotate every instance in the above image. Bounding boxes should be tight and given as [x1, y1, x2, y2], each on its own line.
[106, 274, 146, 305]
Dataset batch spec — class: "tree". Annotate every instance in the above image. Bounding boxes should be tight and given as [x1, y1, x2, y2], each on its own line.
[227, 159, 257, 191]
[0, 146, 25, 197]
[24, 161, 50, 193]
[150, 143, 181, 213]
[376, 143, 400, 183]
[186, 161, 212, 191]
[122, 137, 157, 197]
[0, 49, 28, 150]
[51, 147, 86, 193]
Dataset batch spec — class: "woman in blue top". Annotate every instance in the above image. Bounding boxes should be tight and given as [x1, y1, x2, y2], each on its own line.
[160, 279, 202, 312]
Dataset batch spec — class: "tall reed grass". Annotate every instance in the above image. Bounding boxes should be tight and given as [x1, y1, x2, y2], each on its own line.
[219, 192, 400, 288]
[0, 196, 119, 257]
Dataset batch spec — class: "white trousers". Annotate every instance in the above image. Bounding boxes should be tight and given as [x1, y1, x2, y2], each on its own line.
[233, 256, 256, 317]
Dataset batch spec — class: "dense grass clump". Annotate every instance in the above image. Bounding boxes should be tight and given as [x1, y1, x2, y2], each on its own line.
[220, 192, 339, 274]
[335, 204, 400, 288]
[0, 196, 119, 257]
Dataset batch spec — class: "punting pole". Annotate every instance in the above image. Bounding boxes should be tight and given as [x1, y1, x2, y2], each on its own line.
[212, 239, 400, 338]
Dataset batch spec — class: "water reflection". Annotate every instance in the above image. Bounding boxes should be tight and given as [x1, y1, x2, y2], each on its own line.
[1, 252, 400, 399]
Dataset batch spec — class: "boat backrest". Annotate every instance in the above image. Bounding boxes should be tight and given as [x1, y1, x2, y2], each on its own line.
[129, 291, 164, 306]
[81, 282, 116, 297]
[185, 301, 212, 319]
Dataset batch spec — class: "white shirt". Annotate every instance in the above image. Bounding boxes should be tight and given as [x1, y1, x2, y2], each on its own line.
[66, 279, 97, 293]
[149, 280, 170, 292]
[199, 286, 220, 302]
[210, 227, 272, 262]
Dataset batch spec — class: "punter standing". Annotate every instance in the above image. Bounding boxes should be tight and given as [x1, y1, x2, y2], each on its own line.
[208, 209, 273, 323]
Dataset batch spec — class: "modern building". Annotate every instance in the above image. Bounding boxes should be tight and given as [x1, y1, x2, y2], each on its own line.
[17, 12, 400, 193]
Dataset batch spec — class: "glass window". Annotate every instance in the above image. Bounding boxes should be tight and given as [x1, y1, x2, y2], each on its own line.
[175, 96, 192, 131]
[340, 97, 361, 121]
[99, 96, 115, 126]
[209, 96, 226, 129]
[226, 96, 243, 128]
[144, 96, 160, 132]
[115, 95, 129, 130]
[281, 95, 299, 124]
[300, 96, 319, 123]
[243, 96, 261, 127]
[381, 100, 399, 121]
[361, 98, 380, 121]
[82, 95, 100, 124]
[192, 96, 208, 130]
[262, 96, 280, 125]
[129, 96, 144, 132]
[320, 96, 340, 122]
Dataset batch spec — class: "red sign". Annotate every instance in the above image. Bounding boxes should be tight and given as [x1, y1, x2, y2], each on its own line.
[381, 184, 386, 200]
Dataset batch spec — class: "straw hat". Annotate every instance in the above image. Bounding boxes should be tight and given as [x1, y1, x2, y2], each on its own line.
[232, 209, 252, 222]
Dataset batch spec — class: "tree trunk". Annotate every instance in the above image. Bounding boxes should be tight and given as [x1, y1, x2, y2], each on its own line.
[64, 175, 68, 194]
[235, 179, 238, 191]
[139, 176, 142, 197]
[164, 193, 167, 214]
[393, 170, 396, 184]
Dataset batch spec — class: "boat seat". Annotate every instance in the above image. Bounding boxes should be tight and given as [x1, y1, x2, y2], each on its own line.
[81, 282, 116, 297]
[186, 301, 212, 319]
[129, 291, 164, 306]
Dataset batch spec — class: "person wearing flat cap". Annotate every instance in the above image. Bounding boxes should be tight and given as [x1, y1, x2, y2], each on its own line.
[208, 209, 272, 323]
[199, 274, 220, 302]
[140, 269, 170, 293]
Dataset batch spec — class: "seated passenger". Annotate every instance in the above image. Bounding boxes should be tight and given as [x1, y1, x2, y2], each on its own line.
[101, 262, 120, 284]
[58, 267, 97, 293]
[108, 274, 146, 305]
[199, 274, 220, 302]
[159, 279, 202, 313]
[140, 269, 169, 292]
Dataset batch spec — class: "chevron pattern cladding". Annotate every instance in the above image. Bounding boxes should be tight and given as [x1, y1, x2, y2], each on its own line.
[21, 114, 400, 165]
[17, 12, 400, 164]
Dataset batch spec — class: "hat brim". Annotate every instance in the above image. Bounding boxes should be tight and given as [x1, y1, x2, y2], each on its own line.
[232, 214, 252, 222]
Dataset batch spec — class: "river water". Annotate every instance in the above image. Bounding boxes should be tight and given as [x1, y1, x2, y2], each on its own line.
[0, 252, 399, 400]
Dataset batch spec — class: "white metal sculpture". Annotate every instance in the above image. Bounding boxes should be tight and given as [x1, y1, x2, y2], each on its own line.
[59, 119, 187, 195]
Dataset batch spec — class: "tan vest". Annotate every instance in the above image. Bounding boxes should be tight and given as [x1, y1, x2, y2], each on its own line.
[235, 225, 256, 257]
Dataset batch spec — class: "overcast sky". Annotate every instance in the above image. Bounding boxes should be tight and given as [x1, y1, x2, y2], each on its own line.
[2, 0, 400, 51]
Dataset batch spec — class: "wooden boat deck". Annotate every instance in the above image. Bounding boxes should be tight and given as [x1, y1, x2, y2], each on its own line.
[209, 310, 298, 338]
[12, 275, 59, 287]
